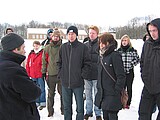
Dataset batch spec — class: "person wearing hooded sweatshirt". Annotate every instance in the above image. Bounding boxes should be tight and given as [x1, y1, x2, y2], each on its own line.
[57, 26, 91, 120]
[42, 28, 64, 117]
[26, 41, 46, 110]
[138, 18, 160, 120]
[0, 33, 41, 120]
[95, 32, 126, 120]
[117, 34, 140, 109]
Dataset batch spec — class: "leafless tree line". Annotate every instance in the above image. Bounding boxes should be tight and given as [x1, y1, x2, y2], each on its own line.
[0, 15, 155, 39]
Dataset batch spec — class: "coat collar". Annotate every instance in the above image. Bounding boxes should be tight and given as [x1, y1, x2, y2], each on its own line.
[0, 50, 26, 65]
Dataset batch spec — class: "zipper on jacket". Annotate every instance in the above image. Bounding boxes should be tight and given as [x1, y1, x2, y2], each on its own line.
[68, 43, 72, 88]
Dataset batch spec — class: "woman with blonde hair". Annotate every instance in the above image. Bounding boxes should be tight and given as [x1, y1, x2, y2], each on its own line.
[117, 34, 140, 109]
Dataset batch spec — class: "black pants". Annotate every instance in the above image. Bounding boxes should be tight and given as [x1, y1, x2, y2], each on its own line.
[138, 87, 160, 120]
[125, 69, 134, 106]
[103, 110, 118, 120]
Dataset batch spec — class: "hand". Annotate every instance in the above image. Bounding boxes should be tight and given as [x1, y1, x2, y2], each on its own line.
[42, 73, 46, 80]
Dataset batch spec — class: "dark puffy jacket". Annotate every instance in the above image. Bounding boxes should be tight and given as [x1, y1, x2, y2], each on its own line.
[0, 51, 41, 120]
[141, 18, 160, 94]
[58, 39, 91, 89]
[84, 38, 99, 80]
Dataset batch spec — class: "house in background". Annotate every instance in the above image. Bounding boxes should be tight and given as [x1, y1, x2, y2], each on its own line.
[27, 28, 88, 41]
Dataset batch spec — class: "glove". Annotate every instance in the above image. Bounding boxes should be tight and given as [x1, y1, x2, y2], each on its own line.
[42, 73, 46, 80]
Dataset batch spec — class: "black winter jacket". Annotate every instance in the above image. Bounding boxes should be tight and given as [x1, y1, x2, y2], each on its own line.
[84, 38, 99, 80]
[58, 39, 91, 89]
[140, 18, 160, 94]
[0, 51, 41, 120]
[95, 45, 126, 111]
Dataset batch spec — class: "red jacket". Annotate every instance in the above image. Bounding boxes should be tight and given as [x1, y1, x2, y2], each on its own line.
[26, 49, 43, 78]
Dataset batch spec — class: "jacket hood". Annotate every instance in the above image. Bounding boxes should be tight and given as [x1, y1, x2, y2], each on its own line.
[147, 18, 160, 40]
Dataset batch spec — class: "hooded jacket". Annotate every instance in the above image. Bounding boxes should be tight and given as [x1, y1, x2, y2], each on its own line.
[42, 40, 62, 76]
[0, 50, 41, 120]
[140, 18, 160, 94]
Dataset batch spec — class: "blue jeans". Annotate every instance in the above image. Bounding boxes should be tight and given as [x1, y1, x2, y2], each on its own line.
[32, 78, 46, 106]
[84, 80, 101, 116]
[62, 85, 84, 120]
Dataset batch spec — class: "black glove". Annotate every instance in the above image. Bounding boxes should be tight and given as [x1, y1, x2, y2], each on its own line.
[42, 73, 46, 80]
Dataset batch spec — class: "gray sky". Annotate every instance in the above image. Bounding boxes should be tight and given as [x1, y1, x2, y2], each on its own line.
[0, 0, 159, 27]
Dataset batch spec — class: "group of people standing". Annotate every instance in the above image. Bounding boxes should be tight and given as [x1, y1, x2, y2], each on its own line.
[0, 17, 160, 120]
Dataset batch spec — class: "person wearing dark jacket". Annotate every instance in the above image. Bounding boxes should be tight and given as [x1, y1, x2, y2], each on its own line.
[0, 33, 41, 120]
[83, 25, 102, 120]
[95, 32, 126, 120]
[57, 26, 91, 120]
[138, 18, 160, 120]
[41, 28, 54, 48]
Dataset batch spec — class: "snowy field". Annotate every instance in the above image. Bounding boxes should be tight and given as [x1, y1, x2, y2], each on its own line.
[24, 39, 158, 120]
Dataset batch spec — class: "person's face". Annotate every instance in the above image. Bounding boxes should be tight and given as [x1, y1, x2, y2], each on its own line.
[13, 44, 26, 56]
[148, 24, 159, 40]
[33, 44, 40, 51]
[100, 42, 109, 50]
[52, 35, 60, 41]
[6, 30, 13, 34]
[121, 38, 129, 46]
[89, 29, 98, 41]
[67, 32, 77, 42]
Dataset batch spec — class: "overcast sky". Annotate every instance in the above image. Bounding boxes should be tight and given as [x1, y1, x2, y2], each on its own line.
[0, 0, 159, 27]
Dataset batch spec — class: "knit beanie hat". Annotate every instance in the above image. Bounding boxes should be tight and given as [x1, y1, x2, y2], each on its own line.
[1, 33, 24, 51]
[67, 26, 78, 36]
[53, 28, 60, 37]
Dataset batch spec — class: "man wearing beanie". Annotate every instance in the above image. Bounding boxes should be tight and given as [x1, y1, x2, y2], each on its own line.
[0, 33, 41, 120]
[57, 26, 91, 120]
[42, 28, 64, 117]
[83, 25, 102, 120]
[41, 28, 54, 48]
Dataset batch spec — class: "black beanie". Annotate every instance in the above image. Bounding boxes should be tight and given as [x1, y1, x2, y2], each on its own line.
[67, 26, 78, 36]
[1, 33, 24, 51]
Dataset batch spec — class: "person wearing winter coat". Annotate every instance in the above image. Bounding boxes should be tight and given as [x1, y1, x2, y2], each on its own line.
[138, 18, 160, 120]
[42, 28, 64, 117]
[117, 34, 140, 109]
[83, 25, 102, 120]
[41, 28, 54, 48]
[57, 26, 91, 120]
[26, 41, 46, 110]
[95, 32, 126, 120]
[0, 33, 41, 120]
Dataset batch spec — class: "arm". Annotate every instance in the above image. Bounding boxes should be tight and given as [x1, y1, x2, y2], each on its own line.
[112, 52, 126, 92]
[12, 67, 41, 103]
[41, 47, 49, 74]
[81, 46, 91, 79]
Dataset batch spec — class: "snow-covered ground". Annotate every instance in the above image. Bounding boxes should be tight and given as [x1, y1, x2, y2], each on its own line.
[24, 39, 158, 120]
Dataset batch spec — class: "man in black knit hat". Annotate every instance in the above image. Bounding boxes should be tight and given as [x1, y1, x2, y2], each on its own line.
[57, 26, 91, 120]
[0, 33, 41, 120]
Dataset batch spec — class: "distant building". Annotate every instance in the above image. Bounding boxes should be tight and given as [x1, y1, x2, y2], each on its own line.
[27, 28, 88, 41]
